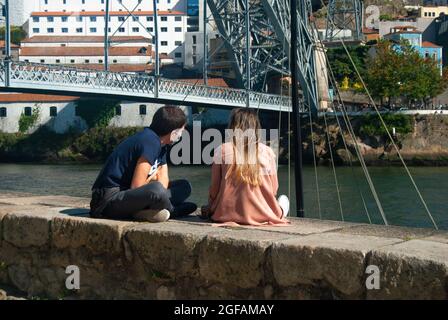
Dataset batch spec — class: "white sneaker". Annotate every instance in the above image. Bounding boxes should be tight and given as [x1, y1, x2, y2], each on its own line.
[278, 195, 290, 218]
[133, 209, 170, 223]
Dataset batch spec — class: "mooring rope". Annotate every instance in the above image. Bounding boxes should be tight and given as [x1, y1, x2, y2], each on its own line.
[311, 33, 372, 223]
[319, 0, 438, 229]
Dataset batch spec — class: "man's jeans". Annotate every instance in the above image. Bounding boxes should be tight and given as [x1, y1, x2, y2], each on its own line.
[90, 179, 192, 220]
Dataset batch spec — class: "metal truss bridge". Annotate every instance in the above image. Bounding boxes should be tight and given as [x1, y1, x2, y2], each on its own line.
[0, 61, 294, 112]
[0, 0, 361, 114]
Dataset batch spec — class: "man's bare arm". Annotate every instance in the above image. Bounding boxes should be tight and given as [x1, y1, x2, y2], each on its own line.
[130, 156, 151, 189]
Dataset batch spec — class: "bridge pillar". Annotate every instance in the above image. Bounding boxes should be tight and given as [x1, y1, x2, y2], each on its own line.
[4, 0, 11, 87]
[153, 0, 160, 98]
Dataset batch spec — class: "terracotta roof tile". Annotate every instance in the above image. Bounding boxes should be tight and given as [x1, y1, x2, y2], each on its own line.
[22, 36, 151, 43]
[177, 78, 229, 88]
[71, 63, 153, 72]
[0, 93, 79, 102]
[422, 41, 442, 48]
[20, 46, 152, 57]
[0, 40, 19, 48]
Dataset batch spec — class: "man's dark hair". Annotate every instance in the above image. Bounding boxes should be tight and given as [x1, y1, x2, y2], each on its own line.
[150, 105, 187, 136]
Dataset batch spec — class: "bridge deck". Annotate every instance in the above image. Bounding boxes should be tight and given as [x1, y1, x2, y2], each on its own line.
[0, 61, 297, 112]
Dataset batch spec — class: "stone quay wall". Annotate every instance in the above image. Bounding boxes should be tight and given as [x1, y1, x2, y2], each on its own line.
[0, 193, 447, 300]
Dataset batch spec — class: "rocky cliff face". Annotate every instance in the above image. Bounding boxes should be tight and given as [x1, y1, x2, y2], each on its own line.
[280, 115, 448, 166]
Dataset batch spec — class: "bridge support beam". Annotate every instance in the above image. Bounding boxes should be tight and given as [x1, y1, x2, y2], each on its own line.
[325, 0, 363, 42]
[203, 0, 208, 86]
[4, 0, 11, 87]
[153, 0, 160, 98]
[290, 0, 305, 217]
[104, 0, 110, 71]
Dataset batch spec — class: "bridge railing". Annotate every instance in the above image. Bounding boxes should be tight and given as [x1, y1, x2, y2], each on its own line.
[0, 60, 293, 110]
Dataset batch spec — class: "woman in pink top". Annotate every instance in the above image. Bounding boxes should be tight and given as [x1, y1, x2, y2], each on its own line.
[201, 108, 290, 226]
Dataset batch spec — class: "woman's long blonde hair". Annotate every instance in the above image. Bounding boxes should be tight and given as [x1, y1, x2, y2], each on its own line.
[225, 108, 262, 186]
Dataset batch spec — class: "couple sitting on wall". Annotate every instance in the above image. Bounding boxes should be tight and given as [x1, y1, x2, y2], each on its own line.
[90, 106, 290, 226]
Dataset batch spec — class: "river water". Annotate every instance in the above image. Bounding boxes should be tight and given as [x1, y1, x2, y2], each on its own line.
[0, 163, 446, 230]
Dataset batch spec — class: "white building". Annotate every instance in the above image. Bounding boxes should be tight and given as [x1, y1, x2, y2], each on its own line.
[28, 10, 186, 63]
[0, 93, 192, 133]
[183, 0, 217, 70]
[19, 35, 154, 71]
[6, 0, 39, 27]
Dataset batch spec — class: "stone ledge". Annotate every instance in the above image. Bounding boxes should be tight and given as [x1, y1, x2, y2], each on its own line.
[0, 196, 447, 299]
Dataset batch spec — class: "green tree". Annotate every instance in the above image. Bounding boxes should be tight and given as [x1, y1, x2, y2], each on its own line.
[365, 40, 447, 106]
[0, 26, 27, 45]
[75, 99, 120, 128]
[327, 45, 369, 88]
[18, 106, 40, 133]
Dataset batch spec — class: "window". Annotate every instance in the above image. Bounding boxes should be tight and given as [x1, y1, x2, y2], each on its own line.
[82, 0, 85, 3]
[33, 28, 40, 33]
[133, 17, 139, 21]
[24, 107, 32, 117]
[175, 41, 182, 46]
[118, 16, 125, 22]
[0, 107, 6, 118]
[132, 27, 139, 32]
[175, 17, 182, 22]
[175, 27, 182, 32]
[90, 28, 97, 33]
[139, 105, 147, 115]
[192, 35, 196, 44]
[118, 27, 125, 33]
[161, 41, 168, 46]
[47, 28, 54, 33]
[98, 59, 103, 63]
[76, 16, 83, 22]
[192, 56, 197, 65]
[161, 27, 168, 32]
[76, 28, 83, 33]
[62, 28, 68, 33]
[63, 0, 67, 4]
[47, 17, 54, 22]
[147, 17, 153, 22]
[50, 106, 57, 117]
[56, 59, 60, 63]
[70, 59, 75, 63]
[175, 52, 182, 58]
[62, 16, 68, 22]
[113, 59, 117, 63]
[115, 105, 121, 116]
[161, 17, 168, 22]
[146, 27, 154, 32]
[33, 17, 39, 22]
[85, 59, 90, 63]
[90, 16, 97, 22]
[40, 59, 45, 63]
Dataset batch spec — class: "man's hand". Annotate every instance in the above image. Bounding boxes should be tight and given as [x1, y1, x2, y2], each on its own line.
[154, 164, 169, 189]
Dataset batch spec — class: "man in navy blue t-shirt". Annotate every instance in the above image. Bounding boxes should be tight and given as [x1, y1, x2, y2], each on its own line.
[90, 106, 196, 222]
